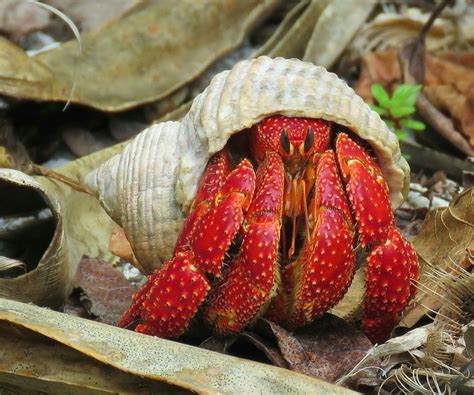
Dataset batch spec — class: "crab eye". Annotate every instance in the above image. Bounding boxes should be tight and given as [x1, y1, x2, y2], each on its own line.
[280, 128, 291, 154]
[304, 127, 314, 152]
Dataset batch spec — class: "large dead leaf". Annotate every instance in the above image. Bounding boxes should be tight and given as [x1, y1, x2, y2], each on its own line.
[401, 187, 474, 327]
[0, 142, 127, 307]
[0, 297, 353, 394]
[0, 0, 279, 111]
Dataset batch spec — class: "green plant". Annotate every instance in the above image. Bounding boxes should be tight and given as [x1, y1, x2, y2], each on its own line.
[370, 83, 426, 140]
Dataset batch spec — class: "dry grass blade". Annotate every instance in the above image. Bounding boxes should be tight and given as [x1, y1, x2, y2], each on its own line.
[27, 0, 82, 110]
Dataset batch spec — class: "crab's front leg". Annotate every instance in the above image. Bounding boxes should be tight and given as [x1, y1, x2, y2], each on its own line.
[279, 150, 356, 328]
[118, 151, 256, 338]
[336, 133, 419, 343]
[205, 152, 285, 335]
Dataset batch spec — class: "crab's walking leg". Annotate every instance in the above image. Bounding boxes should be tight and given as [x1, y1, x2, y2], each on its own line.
[336, 133, 419, 343]
[205, 152, 284, 336]
[118, 151, 256, 338]
[283, 151, 356, 328]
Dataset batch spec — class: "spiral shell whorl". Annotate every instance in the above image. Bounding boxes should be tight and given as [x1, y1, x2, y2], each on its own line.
[86, 122, 185, 268]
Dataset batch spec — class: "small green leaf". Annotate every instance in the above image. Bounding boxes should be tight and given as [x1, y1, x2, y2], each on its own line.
[395, 129, 409, 140]
[391, 84, 422, 107]
[369, 104, 387, 116]
[400, 118, 426, 131]
[390, 106, 415, 118]
[371, 83, 390, 107]
[403, 152, 412, 160]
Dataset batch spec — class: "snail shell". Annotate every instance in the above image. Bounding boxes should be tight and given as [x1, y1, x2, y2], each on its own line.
[86, 56, 409, 273]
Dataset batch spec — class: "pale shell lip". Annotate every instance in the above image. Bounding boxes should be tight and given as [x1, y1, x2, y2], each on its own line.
[86, 56, 410, 269]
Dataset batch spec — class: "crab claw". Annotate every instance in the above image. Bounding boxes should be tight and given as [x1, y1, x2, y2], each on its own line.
[336, 133, 419, 343]
[283, 150, 356, 328]
[364, 228, 419, 343]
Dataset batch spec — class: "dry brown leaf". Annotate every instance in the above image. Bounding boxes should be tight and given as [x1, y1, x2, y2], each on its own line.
[331, 266, 364, 323]
[400, 187, 474, 328]
[355, 49, 401, 102]
[258, 316, 374, 383]
[72, 256, 135, 325]
[0, 0, 279, 111]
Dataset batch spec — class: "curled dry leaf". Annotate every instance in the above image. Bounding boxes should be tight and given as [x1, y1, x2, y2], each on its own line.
[0, 297, 353, 394]
[86, 56, 409, 273]
[0, 143, 125, 307]
[72, 256, 135, 325]
[400, 187, 474, 328]
[256, 0, 326, 59]
[0, 0, 279, 111]
[346, 5, 474, 63]
[302, 0, 374, 69]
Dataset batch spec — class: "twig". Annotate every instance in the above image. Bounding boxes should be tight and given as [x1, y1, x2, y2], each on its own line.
[28, 163, 95, 196]
[415, 94, 474, 157]
[418, 0, 454, 40]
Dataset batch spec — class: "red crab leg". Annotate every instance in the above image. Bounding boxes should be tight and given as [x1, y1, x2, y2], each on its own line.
[118, 152, 256, 337]
[205, 152, 284, 336]
[336, 133, 419, 343]
[283, 150, 356, 328]
[118, 151, 233, 329]
[174, 150, 233, 253]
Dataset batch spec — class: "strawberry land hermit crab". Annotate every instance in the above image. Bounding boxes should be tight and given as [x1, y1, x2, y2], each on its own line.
[87, 57, 419, 344]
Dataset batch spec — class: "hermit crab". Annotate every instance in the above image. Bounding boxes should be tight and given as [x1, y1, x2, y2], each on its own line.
[86, 57, 419, 344]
